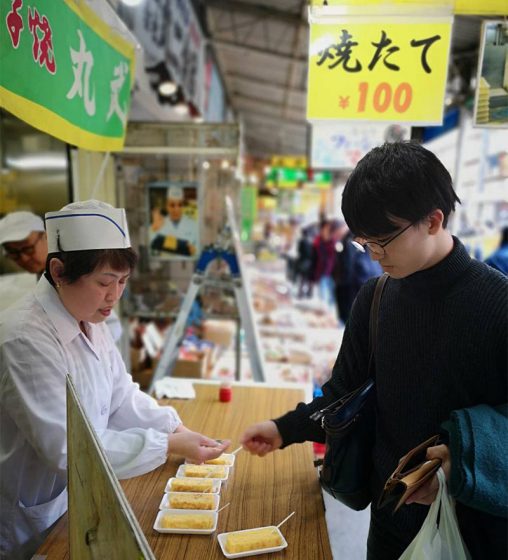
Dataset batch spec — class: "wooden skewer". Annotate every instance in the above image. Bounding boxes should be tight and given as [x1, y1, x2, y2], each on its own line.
[276, 511, 295, 529]
[217, 502, 230, 514]
[204, 468, 220, 478]
[231, 446, 243, 455]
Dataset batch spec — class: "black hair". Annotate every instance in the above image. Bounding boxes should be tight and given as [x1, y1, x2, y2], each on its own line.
[45, 248, 138, 287]
[341, 141, 461, 238]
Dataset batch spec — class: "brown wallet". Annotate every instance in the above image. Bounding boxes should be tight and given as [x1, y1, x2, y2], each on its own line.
[377, 435, 442, 513]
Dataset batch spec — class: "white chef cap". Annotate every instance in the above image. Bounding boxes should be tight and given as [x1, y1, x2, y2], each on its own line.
[0, 211, 45, 244]
[45, 200, 131, 253]
[167, 185, 184, 201]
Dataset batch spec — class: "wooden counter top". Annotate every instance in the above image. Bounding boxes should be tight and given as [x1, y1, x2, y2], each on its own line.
[37, 383, 332, 559]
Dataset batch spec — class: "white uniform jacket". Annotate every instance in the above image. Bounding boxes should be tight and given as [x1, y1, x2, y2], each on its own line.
[150, 216, 197, 249]
[0, 273, 37, 313]
[0, 276, 181, 558]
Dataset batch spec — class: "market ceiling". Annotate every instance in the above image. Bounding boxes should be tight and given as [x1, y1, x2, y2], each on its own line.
[202, 0, 498, 158]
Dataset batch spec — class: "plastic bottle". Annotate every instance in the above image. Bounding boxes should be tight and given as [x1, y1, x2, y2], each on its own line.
[219, 382, 232, 402]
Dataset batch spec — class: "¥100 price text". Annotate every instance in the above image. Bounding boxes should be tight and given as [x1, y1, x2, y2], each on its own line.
[357, 82, 413, 113]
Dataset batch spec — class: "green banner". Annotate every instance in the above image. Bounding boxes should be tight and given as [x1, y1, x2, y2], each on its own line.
[265, 167, 332, 189]
[241, 186, 257, 240]
[0, 0, 135, 151]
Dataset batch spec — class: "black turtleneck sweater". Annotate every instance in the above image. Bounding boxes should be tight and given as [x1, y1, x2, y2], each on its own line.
[274, 237, 507, 546]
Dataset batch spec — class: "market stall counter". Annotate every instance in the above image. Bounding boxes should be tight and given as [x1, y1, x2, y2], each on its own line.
[36, 382, 332, 559]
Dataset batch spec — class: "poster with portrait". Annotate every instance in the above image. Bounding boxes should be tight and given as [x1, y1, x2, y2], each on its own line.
[473, 20, 508, 128]
[147, 182, 199, 260]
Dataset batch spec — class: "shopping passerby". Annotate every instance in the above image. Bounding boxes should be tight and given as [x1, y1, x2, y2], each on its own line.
[311, 220, 336, 307]
[484, 226, 508, 275]
[240, 142, 507, 559]
[295, 225, 315, 298]
[333, 230, 382, 324]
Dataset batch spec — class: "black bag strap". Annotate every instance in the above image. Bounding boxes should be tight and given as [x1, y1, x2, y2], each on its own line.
[367, 273, 389, 377]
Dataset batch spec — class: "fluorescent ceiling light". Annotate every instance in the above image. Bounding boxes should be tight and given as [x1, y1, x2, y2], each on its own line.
[174, 102, 188, 115]
[6, 154, 67, 170]
[121, 0, 144, 6]
[158, 81, 177, 96]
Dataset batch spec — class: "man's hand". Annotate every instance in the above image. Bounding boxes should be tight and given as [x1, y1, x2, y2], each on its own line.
[406, 444, 451, 506]
[168, 430, 230, 463]
[240, 421, 283, 457]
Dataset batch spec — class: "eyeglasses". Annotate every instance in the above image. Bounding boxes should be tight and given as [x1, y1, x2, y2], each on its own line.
[4, 233, 44, 261]
[352, 222, 415, 257]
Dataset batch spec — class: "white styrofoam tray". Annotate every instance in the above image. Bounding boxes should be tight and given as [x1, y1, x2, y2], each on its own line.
[185, 453, 236, 468]
[154, 508, 217, 535]
[165, 477, 221, 494]
[217, 526, 288, 558]
[176, 463, 230, 481]
[159, 492, 220, 511]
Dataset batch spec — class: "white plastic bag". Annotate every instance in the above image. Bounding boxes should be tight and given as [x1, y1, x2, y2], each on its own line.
[399, 468, 471, 560]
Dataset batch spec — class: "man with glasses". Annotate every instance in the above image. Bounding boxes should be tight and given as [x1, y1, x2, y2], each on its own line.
[0, 211, 47, 314]
[0, 211, 47, 275]
[241, 142, 507, 559]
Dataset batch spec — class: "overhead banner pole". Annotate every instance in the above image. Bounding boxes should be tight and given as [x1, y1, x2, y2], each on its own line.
[309, 0, 508, 16]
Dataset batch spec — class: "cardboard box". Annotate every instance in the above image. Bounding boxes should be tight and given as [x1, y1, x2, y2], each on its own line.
[203, 320, 236, 348]
[172, 348, 209, 379]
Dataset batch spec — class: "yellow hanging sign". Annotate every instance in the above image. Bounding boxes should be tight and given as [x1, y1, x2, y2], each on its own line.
[307, 19, 452, 124]
[309, 0, 507, 16]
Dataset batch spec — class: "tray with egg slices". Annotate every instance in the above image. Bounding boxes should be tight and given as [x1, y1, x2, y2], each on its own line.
[185, 452, 236, 468]
[175, 463, 230, 481]
[165, 476, 221, 494]
[217, 526, 288, 558]
[159, 492, 220, 511]
[154, 508, 218, 535]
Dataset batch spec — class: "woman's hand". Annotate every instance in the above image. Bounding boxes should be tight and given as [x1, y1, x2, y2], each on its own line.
[240, 421, 283, 457]
[405, 444, 451, 506]
[168, 430, 230, 463]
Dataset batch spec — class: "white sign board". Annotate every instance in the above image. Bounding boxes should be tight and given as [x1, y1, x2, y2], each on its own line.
[311, 122, 411, 169]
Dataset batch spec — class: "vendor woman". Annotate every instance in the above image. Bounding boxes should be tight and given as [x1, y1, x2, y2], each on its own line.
[0, 200, 229, 559]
